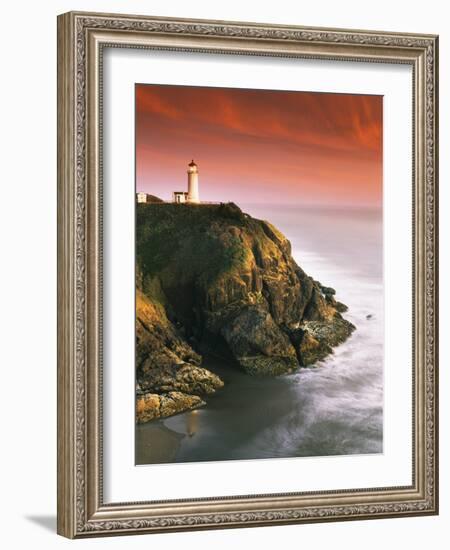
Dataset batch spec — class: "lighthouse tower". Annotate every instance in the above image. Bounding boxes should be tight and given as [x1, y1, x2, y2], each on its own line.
[187, 160, 200, 203]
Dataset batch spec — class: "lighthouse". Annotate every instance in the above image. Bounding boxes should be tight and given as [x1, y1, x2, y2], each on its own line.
[187, 160, 200, 203]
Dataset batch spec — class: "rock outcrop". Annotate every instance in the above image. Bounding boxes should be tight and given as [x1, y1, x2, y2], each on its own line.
[136, 290, 223, 423]
[136, 391, 205, 424]
[136, 201, 355, 422]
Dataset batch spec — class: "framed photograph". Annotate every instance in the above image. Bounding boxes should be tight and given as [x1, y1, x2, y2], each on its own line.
[57, 11, 439, 538]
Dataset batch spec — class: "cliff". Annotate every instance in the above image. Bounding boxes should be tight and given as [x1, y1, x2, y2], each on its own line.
[136, 289, 223, 423]
[136, 202, 355, 422]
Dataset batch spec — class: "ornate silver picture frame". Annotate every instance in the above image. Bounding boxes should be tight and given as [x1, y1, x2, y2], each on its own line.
[57, 11, 438, 538]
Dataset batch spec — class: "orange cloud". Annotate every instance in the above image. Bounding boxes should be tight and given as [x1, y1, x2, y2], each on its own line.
[136, 84, 382, 206]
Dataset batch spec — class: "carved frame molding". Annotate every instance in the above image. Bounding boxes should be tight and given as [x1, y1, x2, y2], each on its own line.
[57, 11, 438, 538]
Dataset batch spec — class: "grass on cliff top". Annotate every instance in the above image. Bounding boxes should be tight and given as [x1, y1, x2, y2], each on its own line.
[136, 203, 250, 285]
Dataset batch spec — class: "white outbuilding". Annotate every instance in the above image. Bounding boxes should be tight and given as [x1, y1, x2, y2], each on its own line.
[136, 192, 148, 203]
[173, 191, 189, 203]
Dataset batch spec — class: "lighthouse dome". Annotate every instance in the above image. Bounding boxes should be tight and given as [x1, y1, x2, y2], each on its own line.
[187, 159, 198, 173]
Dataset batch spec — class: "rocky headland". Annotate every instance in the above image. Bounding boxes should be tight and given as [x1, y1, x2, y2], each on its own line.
[136, 201, 355, 423]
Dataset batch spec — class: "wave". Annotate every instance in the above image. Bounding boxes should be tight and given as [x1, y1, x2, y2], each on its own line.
[231, 239, 384, 459]
[138, 205, 384, 463]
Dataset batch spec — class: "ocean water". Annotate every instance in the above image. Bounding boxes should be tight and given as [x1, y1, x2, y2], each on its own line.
[136, 204, 384, 464]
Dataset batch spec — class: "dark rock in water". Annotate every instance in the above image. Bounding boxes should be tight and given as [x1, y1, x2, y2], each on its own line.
[220, 304, 298, 375]
[297, 330, 333, 367]
[335, 301, 349, 313]
[136, 391, 205, 423]
[135, 202, 356, 421]
[291, 316, 355, 366]
[317, 283, 336, 296]
[318, 284, 348, 313]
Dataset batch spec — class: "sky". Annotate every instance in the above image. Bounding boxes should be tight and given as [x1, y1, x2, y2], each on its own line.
[136, 84, 382, 207]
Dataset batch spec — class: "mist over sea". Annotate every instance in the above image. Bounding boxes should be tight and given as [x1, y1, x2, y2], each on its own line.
[136, 204, 384, 464]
